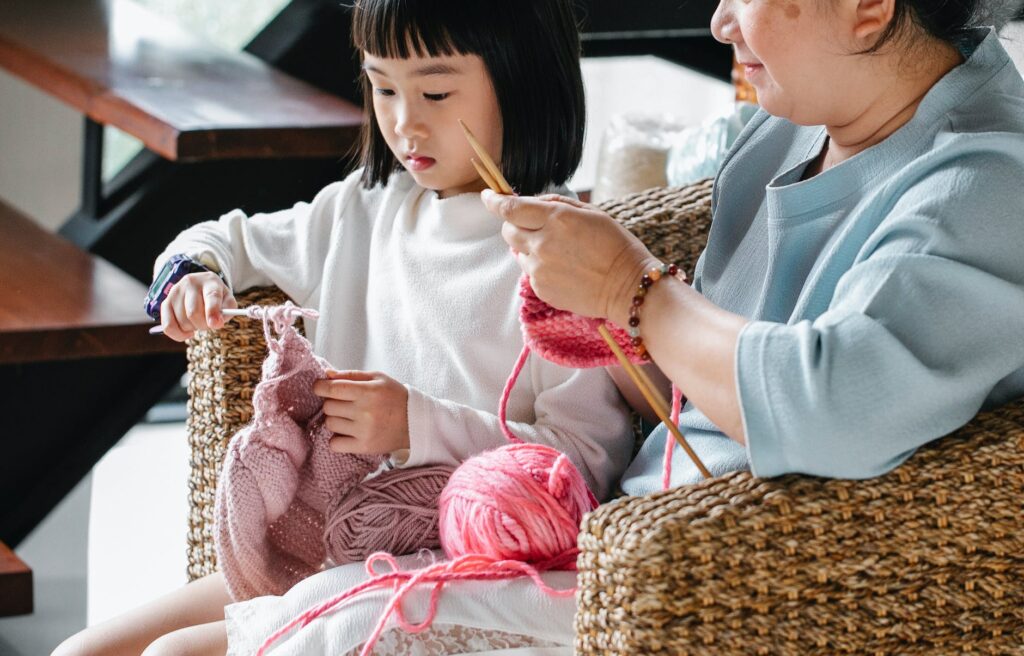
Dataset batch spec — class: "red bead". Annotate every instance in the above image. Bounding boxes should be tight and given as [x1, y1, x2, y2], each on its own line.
[631, 337, 642, 346]
[668, 264, 679, 276]
[632, 296, 644, 306]
[640, 277, 653, 289]
[629, 316, 640, 327]
[641, 351, 652, 361]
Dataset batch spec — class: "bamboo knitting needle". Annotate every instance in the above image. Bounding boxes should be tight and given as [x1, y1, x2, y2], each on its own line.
[598, 324, 711, 478]
[459, 119, 514, 194]
[471, 158, 502, 195]
[149, 308, 250, 335]
[460, 118, 711, 478]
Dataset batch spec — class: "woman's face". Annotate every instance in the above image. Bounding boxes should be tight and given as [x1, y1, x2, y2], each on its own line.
[363, 50, 503, 198]
[711, 0, 871, 125]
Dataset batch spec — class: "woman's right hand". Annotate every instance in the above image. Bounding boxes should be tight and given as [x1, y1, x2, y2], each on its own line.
[159, 272, 237, 342]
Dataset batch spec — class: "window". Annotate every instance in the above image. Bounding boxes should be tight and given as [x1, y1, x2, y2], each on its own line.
[102, 0, 292, 180]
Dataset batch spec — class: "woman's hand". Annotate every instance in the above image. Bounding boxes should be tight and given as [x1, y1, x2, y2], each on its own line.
[483, 190, 657, 323]
[159, 272, 237, 342]
[313, 370, 410, 455]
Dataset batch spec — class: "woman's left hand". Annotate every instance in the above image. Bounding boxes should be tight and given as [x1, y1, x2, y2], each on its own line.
[483, 190, 657, 323]
[313, 370, 410, 454]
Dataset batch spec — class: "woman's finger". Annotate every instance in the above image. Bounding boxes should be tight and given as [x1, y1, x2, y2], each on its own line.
[501, 221, 539, 256]
[313, 378, 361, 401]
[481, 190, 551, 230]
[536, 193, 592, 209]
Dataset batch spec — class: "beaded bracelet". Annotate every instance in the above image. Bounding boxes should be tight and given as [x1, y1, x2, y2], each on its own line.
[627, 262, 684, 361]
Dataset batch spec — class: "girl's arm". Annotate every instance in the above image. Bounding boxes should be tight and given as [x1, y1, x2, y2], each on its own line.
[154, 172, 363, 305]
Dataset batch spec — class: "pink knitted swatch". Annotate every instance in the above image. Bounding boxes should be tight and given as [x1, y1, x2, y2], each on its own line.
[214, 304, 452, 602]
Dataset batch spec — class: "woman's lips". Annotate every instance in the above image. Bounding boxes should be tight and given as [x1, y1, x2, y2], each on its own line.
[406, 155, 436, 171]
[742, 63, 764, 80]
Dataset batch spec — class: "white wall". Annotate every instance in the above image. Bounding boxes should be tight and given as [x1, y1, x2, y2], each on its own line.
[0, 69, 81, 231]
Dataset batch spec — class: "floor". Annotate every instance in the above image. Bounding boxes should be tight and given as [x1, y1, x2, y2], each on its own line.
[0, 421, 189, 656]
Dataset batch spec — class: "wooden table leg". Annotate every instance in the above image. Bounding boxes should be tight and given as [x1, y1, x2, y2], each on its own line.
[0, 540, 33, 616]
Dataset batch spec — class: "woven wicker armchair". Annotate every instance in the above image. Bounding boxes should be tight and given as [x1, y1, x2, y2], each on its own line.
[184, 179, 1024, 654]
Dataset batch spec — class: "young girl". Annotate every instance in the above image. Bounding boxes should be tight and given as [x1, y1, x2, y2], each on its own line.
[54, 1, 635, 654]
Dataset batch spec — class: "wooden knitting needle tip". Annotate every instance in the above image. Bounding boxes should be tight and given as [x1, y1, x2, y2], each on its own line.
[459, 119, 514, 195]
[596, 324, 711, 478]
[471, 157, 502, 194]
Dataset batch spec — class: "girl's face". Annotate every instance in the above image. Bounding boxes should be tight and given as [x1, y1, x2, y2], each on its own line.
[363, 51, 503, 198]
[711, 0, 871, 125]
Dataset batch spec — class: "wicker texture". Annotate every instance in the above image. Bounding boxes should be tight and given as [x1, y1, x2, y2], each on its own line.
[576, 401, 1024, 655]
[185, 287, 296, 581]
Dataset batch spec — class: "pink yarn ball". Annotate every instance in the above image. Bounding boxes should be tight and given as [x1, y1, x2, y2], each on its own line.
[438, 443, 598, 566]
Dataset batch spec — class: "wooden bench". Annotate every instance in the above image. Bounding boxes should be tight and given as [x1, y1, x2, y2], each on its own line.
[0, 540, 32, 617]
[0, 200, 183, 364]
[0, 0, 363, 161]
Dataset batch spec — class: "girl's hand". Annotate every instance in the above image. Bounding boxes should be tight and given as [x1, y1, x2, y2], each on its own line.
[159, 272, 237, 342]
[483, 190, 658, 325]
[313, 370, 410, 455]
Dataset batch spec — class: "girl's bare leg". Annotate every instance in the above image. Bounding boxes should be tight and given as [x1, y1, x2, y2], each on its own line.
[52, 571, 232, 656]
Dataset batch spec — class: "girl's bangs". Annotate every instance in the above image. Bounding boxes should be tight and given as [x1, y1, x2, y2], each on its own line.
[353, 0, 471, 59]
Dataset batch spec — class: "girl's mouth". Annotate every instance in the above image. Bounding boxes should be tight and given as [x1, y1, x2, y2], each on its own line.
[406, 155, 436, 172]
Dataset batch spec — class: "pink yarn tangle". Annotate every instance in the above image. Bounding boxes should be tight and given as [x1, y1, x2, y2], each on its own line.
[243, 301, 319, 352]
[438, 443, 596, 567]
[323, 465, 455, 567]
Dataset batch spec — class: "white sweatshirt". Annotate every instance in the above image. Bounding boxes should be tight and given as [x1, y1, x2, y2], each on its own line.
[157, 169, 632, 500]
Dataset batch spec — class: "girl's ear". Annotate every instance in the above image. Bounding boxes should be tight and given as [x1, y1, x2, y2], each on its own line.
[851, 0, 897, 41]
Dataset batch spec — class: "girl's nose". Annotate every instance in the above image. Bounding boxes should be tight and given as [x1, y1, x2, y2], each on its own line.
[711, 0, 739, 46]
[394, 103, 428, 141]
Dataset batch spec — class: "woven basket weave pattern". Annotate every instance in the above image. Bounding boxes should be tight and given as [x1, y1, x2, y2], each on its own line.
[575, 403, 1024, 654]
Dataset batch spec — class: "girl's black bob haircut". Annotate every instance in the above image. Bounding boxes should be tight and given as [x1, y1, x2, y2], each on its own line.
[351, 0, 586, 197]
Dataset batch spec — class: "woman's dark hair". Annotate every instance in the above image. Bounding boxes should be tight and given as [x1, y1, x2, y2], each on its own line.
[350, 0, 586, 196]
[868, 0, 1004, 52]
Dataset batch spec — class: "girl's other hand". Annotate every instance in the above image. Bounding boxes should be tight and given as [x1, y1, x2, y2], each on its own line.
[483, 190, 657, 325]
[159, 272, 237, 342]
[313, 370, 411, 455]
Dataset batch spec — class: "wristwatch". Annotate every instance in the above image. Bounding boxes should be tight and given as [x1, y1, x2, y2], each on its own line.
[145, 254, 224, 321]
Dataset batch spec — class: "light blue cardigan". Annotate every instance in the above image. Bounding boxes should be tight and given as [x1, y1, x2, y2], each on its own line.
[622, 27, 1024, 494]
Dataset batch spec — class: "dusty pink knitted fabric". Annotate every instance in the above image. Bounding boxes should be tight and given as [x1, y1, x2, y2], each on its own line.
[214, 305, 451, 602]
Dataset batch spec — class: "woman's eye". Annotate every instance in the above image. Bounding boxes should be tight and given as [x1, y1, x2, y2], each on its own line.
[423, 92, 450, 102]
[374, 88, 395, 97]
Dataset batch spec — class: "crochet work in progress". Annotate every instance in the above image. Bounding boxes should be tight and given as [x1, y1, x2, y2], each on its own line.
[214, 304, 453, 602]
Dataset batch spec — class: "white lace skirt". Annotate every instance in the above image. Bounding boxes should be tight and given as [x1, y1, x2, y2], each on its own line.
[225, 551, 577, 655]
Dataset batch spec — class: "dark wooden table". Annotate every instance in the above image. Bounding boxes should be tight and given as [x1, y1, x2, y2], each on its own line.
[0, 0, 363, 161]
[0, 540, 32, 617]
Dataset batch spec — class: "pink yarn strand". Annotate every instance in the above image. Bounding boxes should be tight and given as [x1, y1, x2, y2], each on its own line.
[662, 384, 684, 490]
[497, 344, 531, 444]
[256, 552, 576, 656]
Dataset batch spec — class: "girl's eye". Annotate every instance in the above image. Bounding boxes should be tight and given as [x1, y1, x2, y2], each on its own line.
[424, 92, 450, 102]
[374, 88, 395, 97]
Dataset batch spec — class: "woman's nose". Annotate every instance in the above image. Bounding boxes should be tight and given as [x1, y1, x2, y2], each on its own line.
[711, 0, 739, 45]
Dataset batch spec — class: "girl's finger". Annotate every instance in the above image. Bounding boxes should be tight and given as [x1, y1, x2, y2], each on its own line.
[160, 297, 191, 342]
[202, 279, 228, 328]
[325, 415, 358, 437]
[325, 369, 377, 381]
[322, 399, 354, 419]
[182, 284, 209, 332]
[312, 378, 362, 401]
[328, 435, 368, 454]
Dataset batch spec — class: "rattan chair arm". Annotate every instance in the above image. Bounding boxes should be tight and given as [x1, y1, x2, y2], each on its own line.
[575, 399, 1024, 655]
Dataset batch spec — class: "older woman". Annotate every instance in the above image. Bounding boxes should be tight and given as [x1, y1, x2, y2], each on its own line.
[487, 0, 1024, 493]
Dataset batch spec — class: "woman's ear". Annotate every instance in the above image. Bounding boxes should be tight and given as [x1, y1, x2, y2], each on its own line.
[852, 0, 897, 41]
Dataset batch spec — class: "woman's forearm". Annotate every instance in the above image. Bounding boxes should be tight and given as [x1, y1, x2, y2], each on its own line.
[610, 274, 750, 445]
